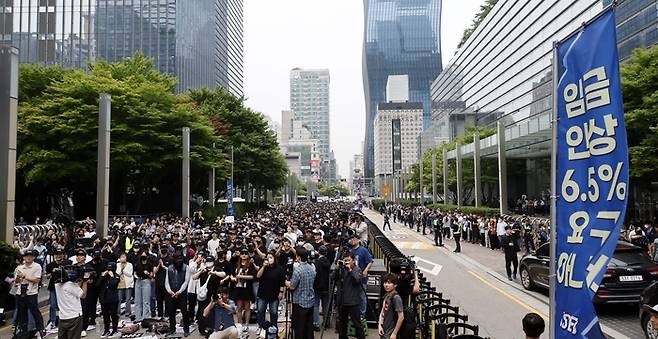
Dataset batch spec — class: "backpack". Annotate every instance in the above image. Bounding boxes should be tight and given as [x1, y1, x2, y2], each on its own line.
[390, 293, 417, 338]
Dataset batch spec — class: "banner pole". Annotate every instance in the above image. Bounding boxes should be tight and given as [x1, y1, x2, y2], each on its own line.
[549, 41, 559, 339]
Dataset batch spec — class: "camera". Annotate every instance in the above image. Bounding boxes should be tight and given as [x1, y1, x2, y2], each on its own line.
[389, 256, 416, 275]
[53, 265, 94, 283]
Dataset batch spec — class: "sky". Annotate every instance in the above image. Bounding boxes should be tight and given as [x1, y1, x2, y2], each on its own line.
[243, 0, 483, 179]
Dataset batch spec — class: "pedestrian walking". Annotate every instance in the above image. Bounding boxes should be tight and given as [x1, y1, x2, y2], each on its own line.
[433, 214, 443, 247]
[383, 213, 392, 231]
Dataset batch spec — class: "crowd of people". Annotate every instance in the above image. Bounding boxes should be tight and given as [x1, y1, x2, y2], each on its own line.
[5, 202, 414, 339]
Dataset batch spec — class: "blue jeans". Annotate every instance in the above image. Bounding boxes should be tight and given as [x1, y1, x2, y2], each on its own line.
[49, 290, 58, 324]
[118, 288, 132, 316]
[313, 291, 329, 327]
[149, 280, 157, 316]
[134, 279, 151, 321]
[256, 298, 279, 330]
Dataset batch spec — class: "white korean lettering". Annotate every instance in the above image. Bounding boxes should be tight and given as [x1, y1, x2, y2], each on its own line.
[564, 81, 585, 119]
[583, 66, 611, 110]
[567, 211, 588, 244]
[557, 252, 583, 289]
[566, 125, 590, 160]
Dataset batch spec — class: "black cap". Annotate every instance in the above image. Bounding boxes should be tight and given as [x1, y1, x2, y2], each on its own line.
[318, 246, 328, 255]
[53, 247, 65, 255]
[76, 249, 87, 256]
[92, 249, 102, 256]
[504, 225, 512, 230]
[22, 250, 36, 257]
[106, 262, 116, 271]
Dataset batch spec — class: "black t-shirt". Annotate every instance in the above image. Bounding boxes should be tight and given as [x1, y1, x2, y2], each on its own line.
[313, 256, 331, 293]
[135, 259, 154, 280]
[155, 255, 172, 285]
[257, 264, 285, 301]
[46, 259, 72, 291]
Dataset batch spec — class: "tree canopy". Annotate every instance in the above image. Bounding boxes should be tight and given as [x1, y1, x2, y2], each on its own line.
[621, 45, 658, 182]
[458, 0, 498, 49]
[16, 53, 286, 217]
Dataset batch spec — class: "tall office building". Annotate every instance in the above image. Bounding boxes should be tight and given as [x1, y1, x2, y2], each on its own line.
[362, 0, 443, 178]
[290, 68, 331, 161]
[1, 0, 243, 95]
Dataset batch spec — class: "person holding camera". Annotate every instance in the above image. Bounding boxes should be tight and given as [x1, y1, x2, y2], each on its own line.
[336, 252, 366, 339]
[285, 247, 316, 339]
[312, 246, 330, 331]
[256, 251, 285, 337]
[55, 266, 90, 339]
[13, 250, 46, 338]
[46, 248, 72, 331]
[203, 287, 239, 339]
[96, 262, 120, 337]
[193, 254, 226, 336]
[165, 254, 193, 336]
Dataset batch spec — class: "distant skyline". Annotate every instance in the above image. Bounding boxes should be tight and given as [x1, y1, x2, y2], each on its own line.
[243, 0, 483, 179]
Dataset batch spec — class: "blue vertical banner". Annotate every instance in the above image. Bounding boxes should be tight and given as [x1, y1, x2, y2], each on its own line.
[554, 7, 628, 338]
[226, 179, 234, 216]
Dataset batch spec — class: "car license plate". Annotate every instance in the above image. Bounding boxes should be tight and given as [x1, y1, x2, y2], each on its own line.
[619, 275, 643, 282]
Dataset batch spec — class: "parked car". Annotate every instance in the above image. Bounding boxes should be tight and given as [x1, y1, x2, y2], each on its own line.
[639, 281, 658, 339]
[519, 241, 658, 304]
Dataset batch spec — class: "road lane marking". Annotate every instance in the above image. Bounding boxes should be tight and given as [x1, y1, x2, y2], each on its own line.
[468, 270, 549, 321]
[411, 255, 443, 276]
[392, 241, 433, 250]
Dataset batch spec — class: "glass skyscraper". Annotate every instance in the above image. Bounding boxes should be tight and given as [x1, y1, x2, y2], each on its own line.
[362, 0, 442, 178]
[0, 0, 243, 95]
[603, 0, 658, 61]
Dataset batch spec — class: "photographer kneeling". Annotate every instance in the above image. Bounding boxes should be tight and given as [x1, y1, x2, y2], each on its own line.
[54, 266, 90, 339]
[337, 252, 366, 339]
[203, 287, 239, 339]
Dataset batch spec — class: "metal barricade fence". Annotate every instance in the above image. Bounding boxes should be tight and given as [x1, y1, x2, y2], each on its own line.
[366, 217, 489, 339]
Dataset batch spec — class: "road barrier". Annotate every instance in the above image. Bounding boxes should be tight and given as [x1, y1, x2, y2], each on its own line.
[367, 218, 490, 339]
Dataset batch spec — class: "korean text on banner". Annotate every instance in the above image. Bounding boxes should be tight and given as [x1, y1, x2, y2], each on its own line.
[554, 7, 629, 338]
[227, 179, 234, 217]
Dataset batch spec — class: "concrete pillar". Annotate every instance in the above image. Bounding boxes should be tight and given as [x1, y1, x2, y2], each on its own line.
[474, 133, 482, 207]
[0, 45, 18, 243]
[456, 145, 463, 207]
[432, 154, 437, 205]
[442, 147, 448, 205]
[95, 94, 111, 238]
[419, 155, 424, 205]
[209, 168, 215, 207]
[497, 121, 508, 214]
[182, 127, 190, 218]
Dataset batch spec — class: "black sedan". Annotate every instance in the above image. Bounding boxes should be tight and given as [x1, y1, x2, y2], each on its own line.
[519, 241, 658, 304]
[639, 281, 658, 339]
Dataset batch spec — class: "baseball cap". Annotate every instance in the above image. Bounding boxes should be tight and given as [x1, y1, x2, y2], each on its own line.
[643, 304, 658, 315]
[318, 245, 328, 255]
[22, 250, 36, 257]
[76, 249, 87, 256]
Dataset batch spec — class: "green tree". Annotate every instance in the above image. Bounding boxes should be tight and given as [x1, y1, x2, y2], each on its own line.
[17, 54, 225, 214]
[188, 87, 287, 201]
[458, 0, 498, 49]
[621, 46, 658, 182]
[318, 183, 350, 197]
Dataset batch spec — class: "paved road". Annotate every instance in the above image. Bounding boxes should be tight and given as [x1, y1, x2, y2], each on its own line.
[364, 209, 636, 339]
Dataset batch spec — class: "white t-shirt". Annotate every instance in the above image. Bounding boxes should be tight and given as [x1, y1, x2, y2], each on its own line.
[55, 282, 83, 320]
[496, 221, 508, 236]
[15, 262, 42, 295]
[356, 222, 368, 242]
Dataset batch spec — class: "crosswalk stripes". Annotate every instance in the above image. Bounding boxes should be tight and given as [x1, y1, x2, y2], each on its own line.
[391, 241, 434, 250]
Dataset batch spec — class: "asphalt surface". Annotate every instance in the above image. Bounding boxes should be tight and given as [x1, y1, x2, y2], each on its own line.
[364, 209, 638, 339]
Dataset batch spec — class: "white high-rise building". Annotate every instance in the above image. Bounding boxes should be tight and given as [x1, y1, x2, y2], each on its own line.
[290, 68, 331, 161]
[280, 110, 294, 143]
[386, 75, 409, 103]
[374, 102, 423, 177]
